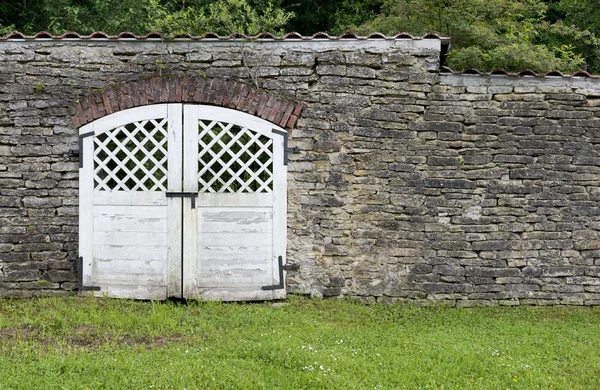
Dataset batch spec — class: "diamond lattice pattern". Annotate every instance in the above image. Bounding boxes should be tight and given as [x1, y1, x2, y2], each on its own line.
[198, 120, 273, 193]
[94, 118, 169, 191]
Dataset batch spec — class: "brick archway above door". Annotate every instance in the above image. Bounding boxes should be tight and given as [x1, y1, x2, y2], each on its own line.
[71, 76, 303, 129]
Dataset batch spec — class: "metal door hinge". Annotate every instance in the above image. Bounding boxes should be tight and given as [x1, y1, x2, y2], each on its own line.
[77, 256, 101, 293]
[166, 192, 199, 208]
[77, 131, 94, 168]
[262, 256, 299, 291]
[272, 129, 299, 166]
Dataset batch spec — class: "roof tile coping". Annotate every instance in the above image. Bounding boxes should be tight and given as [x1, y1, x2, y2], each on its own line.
[71, 76, 303, 130]
[2, 31, 450, 41]
[441, 66, 598, 79]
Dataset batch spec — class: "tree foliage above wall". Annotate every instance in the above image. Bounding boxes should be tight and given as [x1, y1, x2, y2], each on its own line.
[0, 0, 293, 36]
[1, 0, 600, 73]
[355, 0, 600, 73]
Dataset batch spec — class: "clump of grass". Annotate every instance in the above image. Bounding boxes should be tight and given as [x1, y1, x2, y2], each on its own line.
[0, 296, 599, 389]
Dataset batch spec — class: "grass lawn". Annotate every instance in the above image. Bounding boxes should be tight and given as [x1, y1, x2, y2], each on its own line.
[0, 296, 599, 389]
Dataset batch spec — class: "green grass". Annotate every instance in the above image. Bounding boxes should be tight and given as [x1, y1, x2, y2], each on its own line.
[1, 296, 599, 389]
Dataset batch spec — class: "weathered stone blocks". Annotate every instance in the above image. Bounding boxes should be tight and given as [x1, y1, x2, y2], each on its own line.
[2, 38, 600, 304]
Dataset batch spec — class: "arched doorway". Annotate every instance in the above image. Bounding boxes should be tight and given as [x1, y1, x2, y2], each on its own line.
[78, 104, 287, 300]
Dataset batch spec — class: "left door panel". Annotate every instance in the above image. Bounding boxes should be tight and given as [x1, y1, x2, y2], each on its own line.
[79, 104, 183, 299]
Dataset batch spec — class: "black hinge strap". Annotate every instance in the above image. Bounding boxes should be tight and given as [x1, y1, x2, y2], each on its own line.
[262, 256, 299, 291]
[272, 129, 298, 166]
[77, 256, 101, 292]
[166, 192, 198, 208]
[75, 131, 94, 168]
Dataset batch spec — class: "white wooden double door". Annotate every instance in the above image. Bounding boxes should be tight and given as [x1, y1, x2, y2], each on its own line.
[79, 104, 287, 300]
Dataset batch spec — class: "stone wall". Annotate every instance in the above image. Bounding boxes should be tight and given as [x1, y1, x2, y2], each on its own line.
[2, 36, 600, 305]
[290, 71, 600, 306]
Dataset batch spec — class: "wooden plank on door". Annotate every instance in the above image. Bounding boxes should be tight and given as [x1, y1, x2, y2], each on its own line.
[79, 124, 95, 290]
[92, 196, 169, 290]
[182, 105, 199, 298]
[196, 206, 273, 289]
[167, 103, 183, 298]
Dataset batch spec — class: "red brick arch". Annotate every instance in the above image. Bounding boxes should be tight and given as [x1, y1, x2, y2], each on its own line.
[71, 76, 303, 129]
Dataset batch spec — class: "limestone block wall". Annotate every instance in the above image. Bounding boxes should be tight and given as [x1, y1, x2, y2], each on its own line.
[1, 34, 600, 305]
[290, 72, 600, 306]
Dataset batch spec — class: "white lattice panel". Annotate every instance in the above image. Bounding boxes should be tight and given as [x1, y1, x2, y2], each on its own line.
[94, 118, 169, 191]
[197, 120, 273, 193]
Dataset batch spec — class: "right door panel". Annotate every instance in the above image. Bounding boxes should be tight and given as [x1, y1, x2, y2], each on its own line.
[182, 106, 287, 301]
